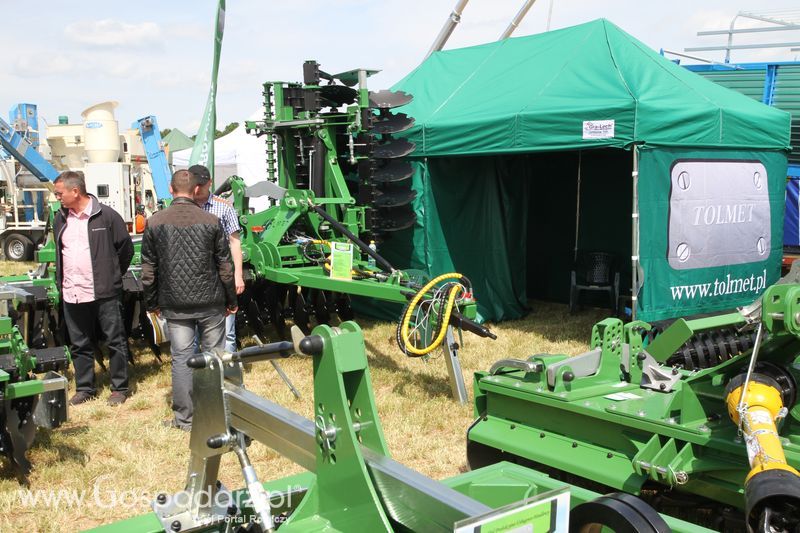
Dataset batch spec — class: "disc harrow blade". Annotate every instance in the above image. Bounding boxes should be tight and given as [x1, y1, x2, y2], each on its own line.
[373, 160, 414, 184]
[371, 113, 415, 135]
[368, 90, 413, 109]
[373, 138, 415, 159]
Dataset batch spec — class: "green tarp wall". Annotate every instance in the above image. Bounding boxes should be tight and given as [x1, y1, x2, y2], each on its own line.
[381, 19, 791, 322]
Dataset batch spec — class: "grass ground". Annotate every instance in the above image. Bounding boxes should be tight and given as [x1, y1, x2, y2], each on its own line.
[0, 260, 607, 532]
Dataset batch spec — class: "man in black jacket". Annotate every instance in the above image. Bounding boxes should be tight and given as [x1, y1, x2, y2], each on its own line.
[53, 171, 134, 406]
[141, 169, 237, 431]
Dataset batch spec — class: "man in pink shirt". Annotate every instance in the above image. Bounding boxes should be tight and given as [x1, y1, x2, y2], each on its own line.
[53, 171, 134, 406]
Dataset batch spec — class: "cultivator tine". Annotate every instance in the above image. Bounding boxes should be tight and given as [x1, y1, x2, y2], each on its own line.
[313, 291, 332, 325]
[293, 289, 312, 333]
[335, 293, 355, 322]
[2, 397, 36, 484]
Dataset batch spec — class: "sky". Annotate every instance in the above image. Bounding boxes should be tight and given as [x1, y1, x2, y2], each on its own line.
[1, 1, 798, 136]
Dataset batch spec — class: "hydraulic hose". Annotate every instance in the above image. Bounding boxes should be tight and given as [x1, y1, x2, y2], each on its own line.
[310, 203, 395, 273]
[397, 272, 467, 357]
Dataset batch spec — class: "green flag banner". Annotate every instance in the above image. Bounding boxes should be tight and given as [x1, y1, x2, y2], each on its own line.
[189, 0, 226, 186]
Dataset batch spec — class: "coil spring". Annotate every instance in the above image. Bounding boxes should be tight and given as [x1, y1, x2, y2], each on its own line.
[663, 328, 759, 370]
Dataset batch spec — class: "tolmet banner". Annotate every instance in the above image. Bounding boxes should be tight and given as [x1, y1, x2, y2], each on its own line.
[637, 147, 787, 322]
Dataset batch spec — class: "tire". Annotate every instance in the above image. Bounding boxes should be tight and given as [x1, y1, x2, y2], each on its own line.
[4, 233, 33, 261]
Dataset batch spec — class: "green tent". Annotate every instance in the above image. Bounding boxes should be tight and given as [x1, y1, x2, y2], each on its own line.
[163, 128, 194, 158]
[382, 19, 792, 322]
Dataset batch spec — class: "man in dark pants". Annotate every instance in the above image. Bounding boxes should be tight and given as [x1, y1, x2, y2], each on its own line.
[141, 169, 237, 431]
[53, 171, 134, 406]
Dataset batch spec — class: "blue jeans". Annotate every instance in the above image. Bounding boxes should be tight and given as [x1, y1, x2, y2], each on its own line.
[168, 313, 226, 428]
[194, 313, 236, 354]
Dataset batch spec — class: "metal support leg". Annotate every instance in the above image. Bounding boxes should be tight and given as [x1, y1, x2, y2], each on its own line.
[443, 326, 468, 404]
[253, 335, 301, 399]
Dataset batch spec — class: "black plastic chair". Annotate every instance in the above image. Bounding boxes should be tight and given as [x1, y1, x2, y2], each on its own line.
[570, 251, 619, 314]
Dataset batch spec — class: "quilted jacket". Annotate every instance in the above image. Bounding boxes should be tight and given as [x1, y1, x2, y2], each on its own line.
[141, 197, 236, 316]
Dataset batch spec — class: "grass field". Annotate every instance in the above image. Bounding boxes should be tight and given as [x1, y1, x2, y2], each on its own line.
[0, 260, 607, 532]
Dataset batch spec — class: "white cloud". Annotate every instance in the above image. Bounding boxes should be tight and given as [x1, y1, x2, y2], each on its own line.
[12, 53, 74, 78]
[64, 19, 161, 47]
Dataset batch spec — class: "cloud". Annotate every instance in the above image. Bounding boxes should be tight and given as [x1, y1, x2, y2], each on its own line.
[12, 53, 74, 78]
[64, 19, 161, 47]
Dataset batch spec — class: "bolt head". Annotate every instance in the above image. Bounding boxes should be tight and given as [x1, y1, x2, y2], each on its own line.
[171, 520, 182, 532]
[156, 493, 167, 505]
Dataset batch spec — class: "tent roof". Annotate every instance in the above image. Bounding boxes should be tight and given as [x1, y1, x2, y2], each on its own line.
[394, 19, 792, 156]
[163, 128, 194, 153]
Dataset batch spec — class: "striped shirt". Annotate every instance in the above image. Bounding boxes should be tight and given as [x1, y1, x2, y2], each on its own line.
[202, 194, 241, 237]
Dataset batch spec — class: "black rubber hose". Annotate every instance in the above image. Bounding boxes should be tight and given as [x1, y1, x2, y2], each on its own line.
[214, 177, 233, 196]
[310, 204, 394, 272]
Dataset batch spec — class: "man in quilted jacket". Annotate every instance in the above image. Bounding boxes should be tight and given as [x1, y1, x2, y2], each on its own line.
[141, 169, 237, 431]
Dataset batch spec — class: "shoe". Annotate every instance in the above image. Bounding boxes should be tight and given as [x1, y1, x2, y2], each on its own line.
[161, 419, 192, 432]
[69, 391, 96, 406]
[107, 391, 128, 406]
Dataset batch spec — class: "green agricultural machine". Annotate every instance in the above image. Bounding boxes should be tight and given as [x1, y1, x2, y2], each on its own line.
[0, 278, 69, 484]
[467, 264, 800, 532]
[0, 61, 494, 402]
[89, 322, 705, 533]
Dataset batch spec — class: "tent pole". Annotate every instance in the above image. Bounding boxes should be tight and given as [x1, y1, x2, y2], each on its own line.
[573, 151, 582, 262]
[631, 145, 640, 321]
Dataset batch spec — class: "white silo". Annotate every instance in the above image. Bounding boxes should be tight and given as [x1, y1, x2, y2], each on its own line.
[81, 101, 120, 163]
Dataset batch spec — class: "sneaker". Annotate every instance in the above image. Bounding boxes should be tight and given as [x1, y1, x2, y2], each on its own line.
[69, 391, 96, 406]
[107, 391, 128, 406]
[161, 419, 192, 432]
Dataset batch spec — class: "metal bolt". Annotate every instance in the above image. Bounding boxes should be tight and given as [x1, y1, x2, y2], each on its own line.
[540, 432, 545, 438]
[510, 424, 516, 430]
[675, 471, 689, 484]
[672, 367, 679, 375]
[757, 237, 766, 255]
[156, 493, 167, 505]
[607, 452, 613, 458]
[171, 521, 182, 532]
[677, 171, 690, 190]
[676, 243, 690, 262]
[572, 442, 578, 448]
[659, 383, 666, 390]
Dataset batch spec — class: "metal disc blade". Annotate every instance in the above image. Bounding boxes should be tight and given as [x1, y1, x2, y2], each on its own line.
[373, 189, 417, 208]
[373, 208, 417, 232]
[371, 113, 415, 135]
[320, 84, 358, 106]
[373, 138, 415, 159]
[369, 90, 413, 109]
[373, 160, 414, 183]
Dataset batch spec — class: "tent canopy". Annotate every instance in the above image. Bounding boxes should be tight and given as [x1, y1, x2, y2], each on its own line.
[396, 18, 791, 156]
[163, 128, 194, 154]
[172, 125, 270, 209]
[380, 19, 791, 323]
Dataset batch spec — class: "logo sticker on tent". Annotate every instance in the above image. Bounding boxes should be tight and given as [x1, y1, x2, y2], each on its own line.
[582, 120, 615, 139]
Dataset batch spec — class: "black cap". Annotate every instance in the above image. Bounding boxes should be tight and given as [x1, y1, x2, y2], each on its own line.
[188, 164, 211, 184]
